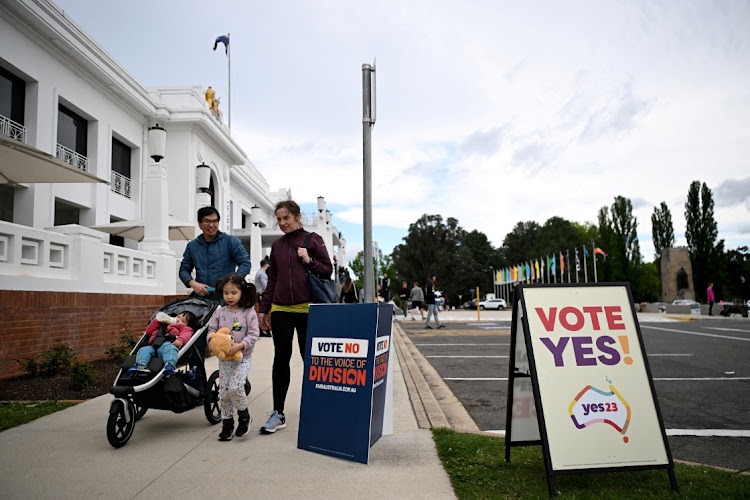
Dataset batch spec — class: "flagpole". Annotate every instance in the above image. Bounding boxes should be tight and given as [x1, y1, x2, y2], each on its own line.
[227, 33, 231, 130]
[584, 246, 588, 282]
[575, 248, 580, 283]
[593, 242, 598, 283]
[567, 249, 571, 283]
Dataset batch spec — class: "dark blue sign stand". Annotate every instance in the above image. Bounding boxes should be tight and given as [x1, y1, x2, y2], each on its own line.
[298, 302, 393, 464]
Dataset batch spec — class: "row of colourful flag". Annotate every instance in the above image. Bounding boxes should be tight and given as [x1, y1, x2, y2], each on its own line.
[495, 245, 609, 285]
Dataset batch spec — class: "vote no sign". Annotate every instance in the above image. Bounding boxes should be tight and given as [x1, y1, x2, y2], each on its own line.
[505, 283, 677, 495]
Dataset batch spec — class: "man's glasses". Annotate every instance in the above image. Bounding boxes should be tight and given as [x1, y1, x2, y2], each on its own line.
[201, 219, 220, 226]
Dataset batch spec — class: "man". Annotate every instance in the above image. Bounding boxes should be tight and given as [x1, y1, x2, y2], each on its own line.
[179, 206, 251, 301]
[381, 272, 390, 301]
[255, 259, 272, 337]
[179, 206, 251, 391]
[424, 275, 445, 330]
[399, 281, 410, 318]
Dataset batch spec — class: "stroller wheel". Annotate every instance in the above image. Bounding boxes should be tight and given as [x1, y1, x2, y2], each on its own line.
[107, 400, 136, 448]
[204, 371, 222, 425]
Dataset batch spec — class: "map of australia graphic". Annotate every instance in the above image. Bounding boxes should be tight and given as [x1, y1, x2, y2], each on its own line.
[568, 381, 631, 443]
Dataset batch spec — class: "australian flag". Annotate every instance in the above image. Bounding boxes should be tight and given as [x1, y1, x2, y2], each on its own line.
[213, 35, 229, 55]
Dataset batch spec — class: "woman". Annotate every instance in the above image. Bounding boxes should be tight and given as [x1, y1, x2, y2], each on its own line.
[257, 200, 333, 434]
[339, 276, 358, 303]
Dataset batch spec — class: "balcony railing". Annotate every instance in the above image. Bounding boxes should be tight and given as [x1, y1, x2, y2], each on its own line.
[56, 143, 88, 171]
[0, 114, 26, 143]
[111, 171, 131, 198]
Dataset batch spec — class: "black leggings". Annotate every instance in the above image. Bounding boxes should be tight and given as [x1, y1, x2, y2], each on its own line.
[270, 311, 308, 414]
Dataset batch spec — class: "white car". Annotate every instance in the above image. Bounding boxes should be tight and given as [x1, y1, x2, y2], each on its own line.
[478, 298, 507, 310]
[672, 299, 699, 306]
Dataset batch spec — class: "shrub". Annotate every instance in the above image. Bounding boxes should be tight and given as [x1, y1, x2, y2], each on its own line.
[68, 360, 98, 390]
[17, 356, 40, 377]
[18, 342, 78, 378]
[105, 321, 139, 363]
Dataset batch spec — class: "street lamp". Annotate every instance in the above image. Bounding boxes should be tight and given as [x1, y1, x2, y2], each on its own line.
[147, 124, 166, 162]
[196, 163, 211, 192]
[317, 196, 326, 213]
[250, 205, 261, 226]
[325, 209, 331, 225]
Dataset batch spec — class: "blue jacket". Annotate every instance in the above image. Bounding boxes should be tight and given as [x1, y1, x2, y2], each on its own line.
[179, 231, 251, 289]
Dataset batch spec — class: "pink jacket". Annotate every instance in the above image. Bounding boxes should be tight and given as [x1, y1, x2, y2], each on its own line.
[144, 318, 194, 346]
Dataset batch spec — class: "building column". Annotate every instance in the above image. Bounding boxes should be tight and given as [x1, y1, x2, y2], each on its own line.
[140, 161, 171, 254]
[250, 224, 262, 273]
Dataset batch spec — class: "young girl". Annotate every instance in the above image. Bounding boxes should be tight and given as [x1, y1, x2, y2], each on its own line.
[208, 273, 260, 441]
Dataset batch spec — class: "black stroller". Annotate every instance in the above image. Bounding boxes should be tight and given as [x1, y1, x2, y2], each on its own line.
[107, 296, 250, 448]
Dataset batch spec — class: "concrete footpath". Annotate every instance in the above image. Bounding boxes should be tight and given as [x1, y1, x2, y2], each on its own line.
[0, 327, 456, 499]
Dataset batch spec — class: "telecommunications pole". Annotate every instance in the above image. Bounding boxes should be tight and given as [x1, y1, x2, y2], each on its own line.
[362, 60, 376, 302]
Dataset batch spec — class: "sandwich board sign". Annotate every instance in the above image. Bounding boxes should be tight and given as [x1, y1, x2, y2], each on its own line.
[505, 283, 678, 496]
[298, 302, 393, 464]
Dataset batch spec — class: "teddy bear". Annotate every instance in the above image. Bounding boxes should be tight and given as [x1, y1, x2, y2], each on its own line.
[208, 327, 243, 361]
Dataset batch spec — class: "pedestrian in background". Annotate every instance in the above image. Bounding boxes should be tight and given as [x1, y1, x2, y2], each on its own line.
[339, 276, 358, 303]
[424, 275, 444, 330]
[399, 281, 409, 317]
[707, 282, 715, 316]
[409, 282, 425, 321]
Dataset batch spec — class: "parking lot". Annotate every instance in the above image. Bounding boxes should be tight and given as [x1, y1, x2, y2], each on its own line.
[398, 311, 750, 472]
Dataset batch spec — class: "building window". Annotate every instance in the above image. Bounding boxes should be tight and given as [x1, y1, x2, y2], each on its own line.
[0, 184, 14, 222]
[57, 104, 87, 155]
[0, 66, 26, 141]
[111, 137, 131, 198]
[54, 199, 80, 226]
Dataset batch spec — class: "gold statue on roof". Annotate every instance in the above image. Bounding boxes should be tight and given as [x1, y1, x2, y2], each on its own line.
[205, 86, 215, 110]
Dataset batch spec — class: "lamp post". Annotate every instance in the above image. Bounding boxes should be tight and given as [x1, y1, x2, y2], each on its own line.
[147, 124, 166, 162]
[250, 205, 261, 226]
[362, 60, 376, 302]
[196, 163, 211, 192]
[142, 124, 171, 255]
[317, 196, 326, 213]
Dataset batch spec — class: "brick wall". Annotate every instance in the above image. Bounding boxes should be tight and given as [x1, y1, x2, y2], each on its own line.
[0, 290, 186, 380]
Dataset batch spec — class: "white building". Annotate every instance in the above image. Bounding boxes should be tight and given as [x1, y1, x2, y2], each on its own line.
[0, 0, 346, 295]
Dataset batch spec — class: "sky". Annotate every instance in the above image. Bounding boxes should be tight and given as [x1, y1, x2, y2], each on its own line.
[55, 0, 750, 265]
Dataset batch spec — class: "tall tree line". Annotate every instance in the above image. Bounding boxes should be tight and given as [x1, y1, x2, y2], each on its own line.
[382, 182, 745, 307]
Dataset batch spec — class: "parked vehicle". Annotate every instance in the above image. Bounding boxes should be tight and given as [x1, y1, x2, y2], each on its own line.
[478, 298, 507, 310]
[672, 299, 699, 306]
[462, 299, 477, 310]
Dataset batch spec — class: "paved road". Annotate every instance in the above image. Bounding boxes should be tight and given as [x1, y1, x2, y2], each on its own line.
[399, 314, 750, 472]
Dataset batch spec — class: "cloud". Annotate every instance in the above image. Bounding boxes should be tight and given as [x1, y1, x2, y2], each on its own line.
[459, 127, 505, 157]
[579, 84, 650, 142]
[714, 177, 750, 209]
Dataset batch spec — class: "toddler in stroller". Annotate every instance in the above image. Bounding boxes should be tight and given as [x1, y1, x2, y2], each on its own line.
[127, 310, 197, 377]
[107, 296, 249, 448]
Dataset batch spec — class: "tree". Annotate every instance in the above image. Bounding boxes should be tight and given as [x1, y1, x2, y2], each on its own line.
[651, 202, 675, 261]
[610, 195, 642, 281]
[685, 180, 719, 301]
[596, 206, 615, 282]
[500, 221, 542, 265]
[392, 214, 463, 300]
[350, 251, 393, 299]
[723, 246, 750, 302]
[454, 230, 500, 302]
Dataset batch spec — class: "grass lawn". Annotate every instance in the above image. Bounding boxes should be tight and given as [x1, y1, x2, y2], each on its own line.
[432, 428, 750, 499]
[0, 401, 79, 432]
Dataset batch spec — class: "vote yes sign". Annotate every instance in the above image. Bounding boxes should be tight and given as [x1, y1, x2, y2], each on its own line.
[516, 284, 673, 475]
